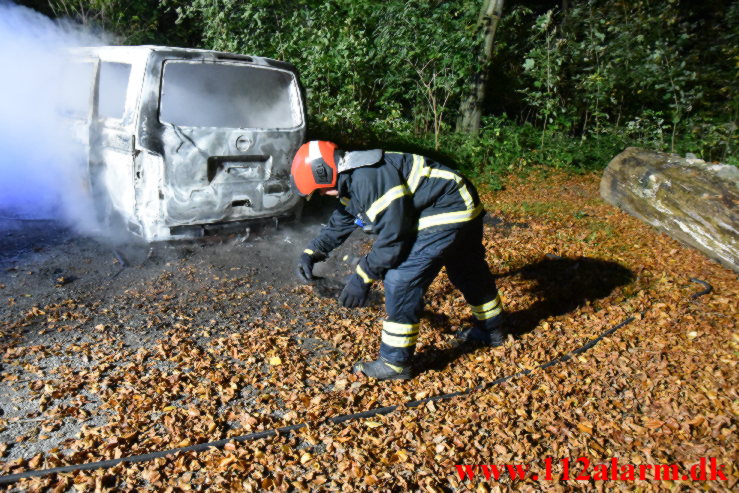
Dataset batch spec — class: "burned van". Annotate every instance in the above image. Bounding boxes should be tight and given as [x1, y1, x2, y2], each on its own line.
[63, 45, 305, 241]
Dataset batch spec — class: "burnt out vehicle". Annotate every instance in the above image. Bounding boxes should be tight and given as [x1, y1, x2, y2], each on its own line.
[64, 45, 306, 241]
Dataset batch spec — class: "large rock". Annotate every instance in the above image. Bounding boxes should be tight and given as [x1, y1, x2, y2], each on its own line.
[600, 147, 739, 272]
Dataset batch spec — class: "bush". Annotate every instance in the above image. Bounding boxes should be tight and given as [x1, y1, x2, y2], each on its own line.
[41, 0, 738, 169]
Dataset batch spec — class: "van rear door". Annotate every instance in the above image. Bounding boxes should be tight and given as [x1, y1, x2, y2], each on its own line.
[155, 59, 304, 226]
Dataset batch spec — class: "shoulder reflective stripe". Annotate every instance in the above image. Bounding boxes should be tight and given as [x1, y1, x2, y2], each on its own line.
[407, 154, 429, 193]
[381, 333, 418, 348]
[304, 249, 315, 255]
[382, 321, 419, 335]
[407, 158, 475, 210]
[365, 184, 410, 222]
[356, 264, 375, 284]
[458, 184, 475, 210]
[428, 169, 475, 209]
[339, 197, 350, 206]
[417, 204, 484, 230]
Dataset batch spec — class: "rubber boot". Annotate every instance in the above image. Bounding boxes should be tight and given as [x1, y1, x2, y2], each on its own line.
[353, 357, 412, 380]
[455, 313, 506, 347]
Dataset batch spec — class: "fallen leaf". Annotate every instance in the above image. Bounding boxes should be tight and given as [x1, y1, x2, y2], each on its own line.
[578, 421, 594, 434]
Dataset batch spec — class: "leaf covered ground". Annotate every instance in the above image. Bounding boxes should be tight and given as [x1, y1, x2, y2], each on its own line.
[0, 170, 736, 491]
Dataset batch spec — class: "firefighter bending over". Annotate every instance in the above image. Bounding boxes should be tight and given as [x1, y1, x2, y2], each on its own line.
[291, 141, 505, 380]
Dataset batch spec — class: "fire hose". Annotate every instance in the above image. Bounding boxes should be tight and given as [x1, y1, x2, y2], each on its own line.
[0, 278, 713, 485]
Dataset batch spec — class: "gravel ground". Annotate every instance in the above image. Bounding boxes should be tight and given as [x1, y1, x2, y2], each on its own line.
[0, 197, 366, 462]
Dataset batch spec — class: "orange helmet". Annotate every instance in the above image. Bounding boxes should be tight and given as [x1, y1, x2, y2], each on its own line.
[291, 141, 339, 197]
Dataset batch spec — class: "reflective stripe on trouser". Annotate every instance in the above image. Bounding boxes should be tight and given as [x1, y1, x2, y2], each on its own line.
[471, 293, 503, 321]
[380, 216, 500, 364]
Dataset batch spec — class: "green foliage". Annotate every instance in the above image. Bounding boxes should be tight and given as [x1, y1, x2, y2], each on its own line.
[520, 10, 568, 147]
[47, 0, 195, 45]
[461, 119, 626, 180]
[512, 0, 737, 162]
[43, 0, 739, 175]
[174, 0, 479, 146]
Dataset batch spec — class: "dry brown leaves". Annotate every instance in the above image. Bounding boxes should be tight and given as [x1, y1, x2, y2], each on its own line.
[0, 170, 736, 491]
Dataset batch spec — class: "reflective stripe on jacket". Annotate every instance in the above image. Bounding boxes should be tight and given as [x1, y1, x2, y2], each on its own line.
[308, 152, 483, 281]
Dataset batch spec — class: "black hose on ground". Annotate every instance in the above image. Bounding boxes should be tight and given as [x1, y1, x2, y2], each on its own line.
[0, 279, 714, 485]
[689, 278, 713, 299]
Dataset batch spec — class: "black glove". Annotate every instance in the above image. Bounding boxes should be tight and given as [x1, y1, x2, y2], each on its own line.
[298, 253, 315, 282]
[297, 250, 325, 283]
[339, 274, 371, 308]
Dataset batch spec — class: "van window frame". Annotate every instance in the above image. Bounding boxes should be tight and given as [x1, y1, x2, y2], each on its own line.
[157, 59, 305, 131]
[59, 59, 97, 122]
[95, 60, 135, 126]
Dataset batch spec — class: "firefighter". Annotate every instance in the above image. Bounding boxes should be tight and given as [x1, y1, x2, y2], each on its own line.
[291, 141, 505, 380]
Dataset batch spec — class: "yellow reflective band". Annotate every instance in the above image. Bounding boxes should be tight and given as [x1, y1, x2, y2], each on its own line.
[428, 169, 475, 209]
[366, 184, 410, 222]
[407, 154, 428, 192]
[339, 196, 350, 206]
[304, 249, 315, 255]
[407, 158, 475, 211]
[418, 204, 484, 230]
[382, 321, 419, 335]
[457, 183, 475, 210]
[384, 361, 405, 372]
[355, 264, 375, 284]
[428, 169, 457, 180]
[471, 295, 501, 314]
[472, 295, 503, 320]
[461, 187, 475, 209]
[473, 305, 503, 320]
[381, 333, 418, 348]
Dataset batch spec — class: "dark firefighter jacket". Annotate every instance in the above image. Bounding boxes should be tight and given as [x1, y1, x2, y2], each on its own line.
[306, 152, 484, 283]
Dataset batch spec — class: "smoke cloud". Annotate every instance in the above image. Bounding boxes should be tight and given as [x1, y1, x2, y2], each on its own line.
[0, 1, 107, 231]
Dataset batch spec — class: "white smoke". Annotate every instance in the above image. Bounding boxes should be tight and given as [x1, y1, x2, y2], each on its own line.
[0, 1, 108, 231]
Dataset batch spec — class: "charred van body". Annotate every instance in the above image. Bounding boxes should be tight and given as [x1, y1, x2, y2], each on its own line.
[64, 45, 306, 241]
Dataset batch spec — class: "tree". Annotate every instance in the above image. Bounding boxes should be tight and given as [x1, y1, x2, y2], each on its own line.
[456, 0, 504, 135]
[45, 0, 196, 45]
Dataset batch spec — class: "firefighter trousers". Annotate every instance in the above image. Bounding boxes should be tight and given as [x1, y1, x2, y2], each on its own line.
[380, 215, 502, 365]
